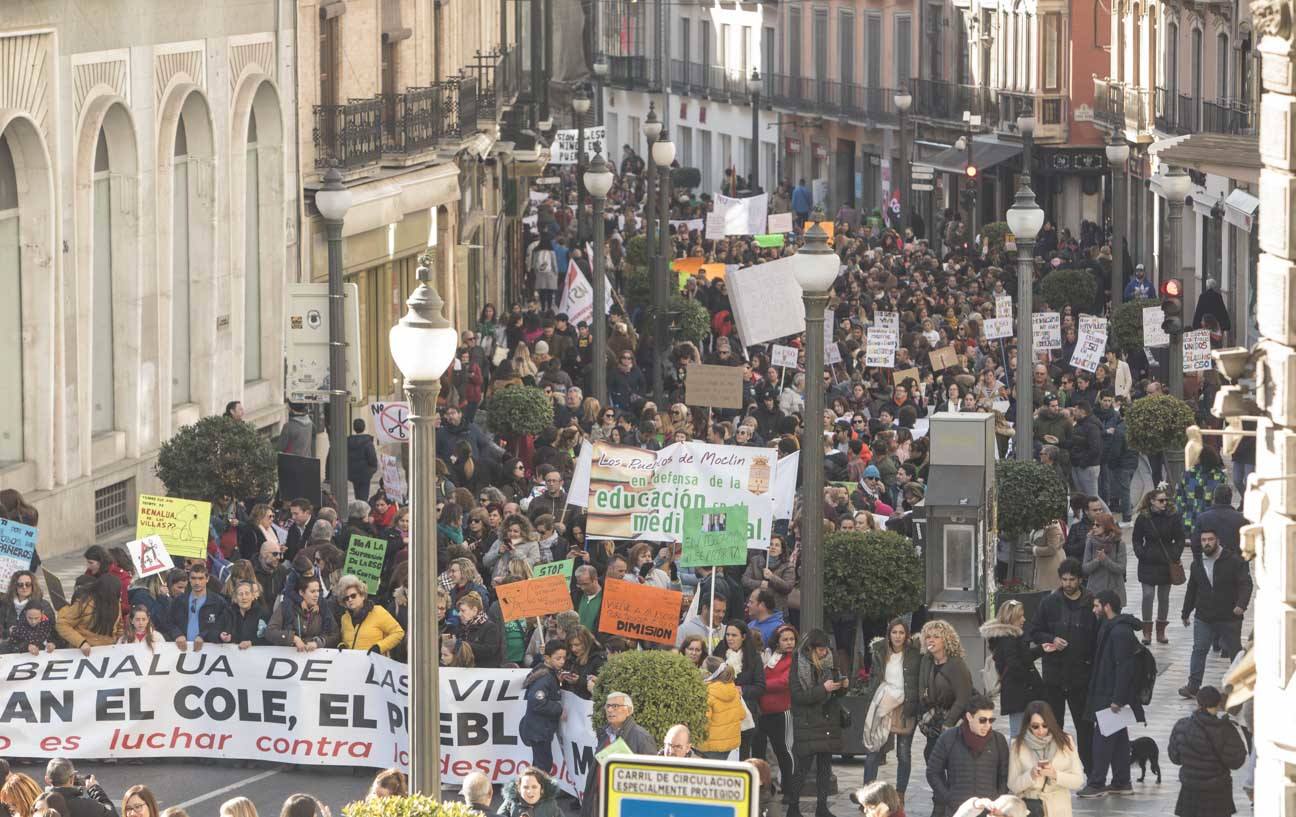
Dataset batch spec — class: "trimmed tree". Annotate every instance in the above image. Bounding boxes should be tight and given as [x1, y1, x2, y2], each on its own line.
[1039, 268, 1097, 316]
[671, 295, 712, 346]
[1110, 297, 1160, 354]
[155, 415, 277, 501]
[823, 530, 925, 625]
[995, 460, 1068, 540]
[344, 797, 481, 817]
[591, 650, 710, 742]
[480, 385, 555, 438]
[1125, 394, 1196, 453]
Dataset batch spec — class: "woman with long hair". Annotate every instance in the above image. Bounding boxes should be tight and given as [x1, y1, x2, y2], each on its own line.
[2, 570, 55, 645]
[117, 604, 165, 650]
[56, 574, 123, 655]
[754, 624, 798, 798]
[367, 769, 408, 800]
[979, 601, 1044, 734]
[741, 535, 796, 611]
[679, 635, 708, 669]
[441, 635, 476, 667]
[1082, 511, 1128, 606]
[220, 798, 259, 817]
[1131, 487, 1187, 645]
[863, 619, 921, 800]
[917, 619, 974, 761]
[121, 786, 162, 817]
[712, 620, 766, 758]
[0, 772, 43, 817]
[784, 629, 848, 817]
[84, 544, 131, 620]
[562, 625, 607, 699]
[237, 504, 278, 563]
[1008, 701, 1084, 817]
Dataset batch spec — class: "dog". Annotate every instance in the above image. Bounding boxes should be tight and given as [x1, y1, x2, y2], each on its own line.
[1130, 736, 1161, 783]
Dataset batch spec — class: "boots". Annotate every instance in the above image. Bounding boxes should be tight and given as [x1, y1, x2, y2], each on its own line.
[1156, 620, 1170, 644]
[814, 801, 839, 817]
[1141, 622, 1153, 645]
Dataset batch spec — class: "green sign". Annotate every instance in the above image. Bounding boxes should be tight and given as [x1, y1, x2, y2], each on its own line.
[679, 505, 750, 568]
[595, 737, 632, 765]
[754, 233, 786, 248]
[533, 558, 575, 580]
[343, 534, 389, 594]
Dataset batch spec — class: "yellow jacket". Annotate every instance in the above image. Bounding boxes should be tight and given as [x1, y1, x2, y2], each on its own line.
[340, 603, 406, 654]
[56, 599, 121, 648]
[697, 681, 744, 753]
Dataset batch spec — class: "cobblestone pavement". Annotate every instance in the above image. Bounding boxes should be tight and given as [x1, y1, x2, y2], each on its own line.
[806, 523, 1254, 817]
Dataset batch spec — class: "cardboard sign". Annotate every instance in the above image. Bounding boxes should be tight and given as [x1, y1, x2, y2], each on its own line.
[533, 559, 575, 580]
[929, 346, 959, 371]
[893, 367, 921, 386]
[802, 221, 836, 245]
[680, 506, 750, 568]
[700, 262, 728, 280]
[1070, 331, 1107, 373]
[497, 574, 575, 621]
[983, 317, 1013, 340]
[727, 256, 809, 346]
[767, 212, 794, 234]
[369, 402, 411, 445]
[995, 295, 1013, 319]
[1078, 314, 1108, 336]
[1183, 329, 1213, 371]
[136, 495, 212, 560]
[342, 534, 389, 594]
[716, 193, 768, 236]
[1143, 305, 1171, 348]
[0, 518, 38, 593]
[599, 579, 684, 645]
[685, 364, 744, 409]
[126, 535, 174, 578]
[1033, 312, 1062, 350]
[705, 211, 727, 241]
[771, 344, 799, 368]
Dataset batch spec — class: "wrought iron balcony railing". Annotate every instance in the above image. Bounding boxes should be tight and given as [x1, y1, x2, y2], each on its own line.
[313, 98, 384, 169]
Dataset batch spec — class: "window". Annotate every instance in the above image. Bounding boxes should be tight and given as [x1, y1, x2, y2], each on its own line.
[0, 134, 20, 464]
[172, 118, 191, 406]
[763, 26, 774, 77]
[1217, 33, 1229, 98]
[679, 125, 693, 166]
[95, 479, 133, 538]
[721, 23, 730, 71]
[701, 20, 711, 72]
[1192, 27, 1203, 102]
[628, 114, 641, 154]
[840, 12, 855, 86]
[814, 10, 828, 83]
[721, 133, 733, 179]
[943, 524, 976, 591]
[866, 14, 882, 87]
[701, 129, 713, 190]
[1043, 13, 1061, 91]
[245, 110, 262, 383]
[1167, 21, 1179, 95]
[92, 128, 116, 435]
[742, 26, 751, 78]
[739, 136, 751, 176]
[681, 18, 691, 63]
[788, 7, 802, 78]
[319, 15, 339, 107]
[895, 15, 912, 90]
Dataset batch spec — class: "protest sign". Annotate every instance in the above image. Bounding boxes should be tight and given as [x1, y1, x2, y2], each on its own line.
[767, 212, 794, 233]
[867, 326, 898, 350]
[1033, 312, 1062, 350]
[1070, 331, 1107, 373]
[726, 256, 807, 345]
[599, 579, 684, 645]
[380, 455, 407, 505]
[680, 506, 750, 568]
[0, 518, 37, 593]
[893, 367, 920, 386]
[716, 193, 769, 236]
[1183, 329, 1212, 371]
[672, 257, 706, 276]
[929, 346, 959, 371]
[369, 402, 411, 445]
[685, 364, 744, 409]
[825, 342, 843, 366]
[497, 575, 574, 621]
[700, 263, 728, 280]
[549, 126, 605, 164]
[1143, 305, 1171, 347]
[528, 190, 549, 203]
[705, 211, 727, 241]
[865, 341, 896, 368]
[533, 559, 575, 580]
[126, 535, 173, 578]
[583, 441, 778, 550]
[983, 317, 1013, 340]
[343, 534, 389, 594]
[754, 233, 785, 248]
[874, 311, 900, 331]
[1078, 314, 1108, 336]
[771, 344, 799, 368]
[802, 221, 836, 244]
[559, 261, 614, 327]
[669, 219, 705, 232]
[136, 495, 212, 559]
[996, 295, 1013, 319]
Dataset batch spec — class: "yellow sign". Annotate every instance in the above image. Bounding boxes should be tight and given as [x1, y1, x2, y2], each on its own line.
[136, 495, 212, 559]
[601, 756, 758, 817]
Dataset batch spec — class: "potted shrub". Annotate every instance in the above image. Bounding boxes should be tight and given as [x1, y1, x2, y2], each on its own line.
[1038, 268, 1097, 316]
[155, 415, 277, 502]
[994, 460, 1067, 619]
[344, 796, 481, 817]
[670, 296, 712, 346]
[1125, 394, 1196, 454]
[590, 650, 709, 743]
[823, 530, 924, 754]
[480, 384, 555, 456]
[1110, 297, 1160, 354]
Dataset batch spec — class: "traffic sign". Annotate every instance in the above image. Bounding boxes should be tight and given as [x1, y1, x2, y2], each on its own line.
[912, 183, 935, 191]
[602, 756, 759, 817]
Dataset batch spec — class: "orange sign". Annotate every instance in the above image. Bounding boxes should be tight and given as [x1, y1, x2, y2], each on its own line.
[700, 262, 728, 280]
[802, 221, 836, 245]
[671, 257, 706, 276]
[599, 579, 684, 646]
[496, 575, 574, 621]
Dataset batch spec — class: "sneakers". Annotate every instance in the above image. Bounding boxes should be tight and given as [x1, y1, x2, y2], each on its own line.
[1076, 785, 1108, 798]
[1179, 685, 1200, 699]
[1109, 784, 1135, 795]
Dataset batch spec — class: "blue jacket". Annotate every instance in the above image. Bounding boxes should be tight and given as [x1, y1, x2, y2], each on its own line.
[1124, 277, 1154, 300]
[519, 665, 564, 746]
[791, 185, 812, 215]
[748, 610, 785, 647]
[161, 590, 230, 642]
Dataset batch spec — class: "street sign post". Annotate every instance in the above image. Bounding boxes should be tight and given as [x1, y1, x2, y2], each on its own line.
[601, 756, 759, 817]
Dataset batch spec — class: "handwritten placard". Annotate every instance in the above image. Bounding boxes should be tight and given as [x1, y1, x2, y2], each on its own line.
[771, 344, 799, 368]
[685, 364, 744, 409]
[995, 295, 1013, 319]
[767, 212, 794, 233]
[1183, 329, 1213, 371]
[136, 495, 212, 560]
[680, 506, 750, 568]
[929, 346, 959, 371]
[0, 519, 38, 593]
[1070, 332, 1107, 373]
[1033, 312, 1061, 350]
[983, 317, 1013, 340]
[126, 535, 174, 578]
[343, 534, 389, 594]
[599, 579, 684, 645]
[497, 575, 575, 621]
[533, 559, 575, 580]
[1143, 305, 1170, 348]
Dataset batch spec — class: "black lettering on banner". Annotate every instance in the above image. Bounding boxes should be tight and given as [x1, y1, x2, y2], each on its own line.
[96, 689, 156, 722]
[439, 712, 519, 747]
[386, 702, 407, 733]
[1, 690, 74, 723]
[318, 694, 377, 729]
[267, 657, 333, 682]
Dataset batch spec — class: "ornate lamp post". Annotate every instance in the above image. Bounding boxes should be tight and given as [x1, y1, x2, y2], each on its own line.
[650, 129, 676, 408]
[1106, 136, 1131, 307]
[1005, 180, 1044, 462]
[748, 69, 763, 193]
[584, 152, 615, 405]
[894, 90, 913, 228]
[314, 166, 353, 504]
[573, 87, 592, 241]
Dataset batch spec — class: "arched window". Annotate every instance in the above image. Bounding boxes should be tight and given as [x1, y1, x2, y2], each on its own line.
[244, 109, 262, 382]
[92, 127, 116, 435]
[1167, 20, 1179, 96]
[1218, 32, 1229, 99]
[0, 133, 21, 464]
[172, 118, 191, 406]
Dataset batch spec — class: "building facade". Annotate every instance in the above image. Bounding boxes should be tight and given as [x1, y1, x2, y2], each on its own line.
[1, 1, 297, 550]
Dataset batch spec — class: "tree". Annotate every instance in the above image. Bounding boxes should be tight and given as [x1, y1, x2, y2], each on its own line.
[591, 650, 709, 742]
[344, 796, 481, 817]
[1039, 268, 1097, 316]
[671, 296, 711, 346]
[823, 530, 924, 624]
[480, 385, 555, 438]
[155, 415, 277, 502]
[995, 460, 1068, 539]
[1110, 297, 1159, 354]
[1125, 394, 1196, 453]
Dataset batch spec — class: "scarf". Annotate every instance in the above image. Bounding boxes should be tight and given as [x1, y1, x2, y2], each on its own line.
[466, 611, 489, 627]
[1023, 729, 1058, 762]
[348, 599, 376, 628]
[960, 720, 992, 754]
[724, 648, 744, 675]
[796, 644, 834, 691]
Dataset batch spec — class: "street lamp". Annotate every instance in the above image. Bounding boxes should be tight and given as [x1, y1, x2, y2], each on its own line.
[1106, 137, 1131, 308]
[1005, 181, 1044, 464]
[894, 90, 913, 229]
[1016, 114, 1036, 185]
[573, 87, 592, 241]
[584, 152, 614, 405]
[315, 165, 353, 506]
[1157, 162, 1192, 400]
[748, 69, 762, 193]
[651, 130, 675, 408]
[642, 102, 661, 288]
[791, 222, 841, 635]
[388, 254, 458, 798]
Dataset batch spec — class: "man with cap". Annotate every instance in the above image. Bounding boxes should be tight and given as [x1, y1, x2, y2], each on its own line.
[1123, 264, 1154, 300]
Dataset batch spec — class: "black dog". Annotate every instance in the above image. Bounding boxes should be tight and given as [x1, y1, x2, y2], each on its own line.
[1130, 736, 1161, 783]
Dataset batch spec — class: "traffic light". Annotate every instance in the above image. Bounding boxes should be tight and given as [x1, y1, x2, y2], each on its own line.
[965, 164, 979, 179]
[1160, 278, 1184, 335]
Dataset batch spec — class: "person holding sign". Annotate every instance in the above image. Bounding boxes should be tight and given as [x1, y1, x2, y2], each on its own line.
[336, 574, 406, 655]
[265, 574, 339, 651]
[55, 575, 123, 655]
[161, 562, 230, 652]
[520, 641, 568, 773]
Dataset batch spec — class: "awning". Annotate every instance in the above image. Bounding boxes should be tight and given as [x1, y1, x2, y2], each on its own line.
[924, 137, 1022, 175]
[1223, 188, 1259, 231]
[1156, 132, 1261, 184]
[1189, 186, 1221, 217]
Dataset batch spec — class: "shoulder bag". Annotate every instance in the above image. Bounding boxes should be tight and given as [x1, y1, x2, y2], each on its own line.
[1157, 530, 1186, 586]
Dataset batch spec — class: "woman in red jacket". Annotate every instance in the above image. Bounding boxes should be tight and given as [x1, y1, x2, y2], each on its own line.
[753, 624, 798, 797]
[85, 544, 131, 621]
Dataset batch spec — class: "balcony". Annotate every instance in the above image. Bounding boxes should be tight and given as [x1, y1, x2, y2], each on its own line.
[378, 85, 458, 158]
[996, 91, 1068, 141]
[1094, 78, 1124, 129]
[912, 78, 994, 127]
[463, 51, 499, 120]
[313, 98, 383, 170]
[604, 55, 661, 90]
[669, 60, 705, 96]
[1202, 99, 1255, 135]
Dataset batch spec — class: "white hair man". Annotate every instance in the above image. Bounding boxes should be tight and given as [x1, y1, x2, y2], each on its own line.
[580, 692, 657, 817]
[461, 771, 499, 815]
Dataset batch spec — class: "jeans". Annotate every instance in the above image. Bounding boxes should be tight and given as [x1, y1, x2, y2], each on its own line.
[1008, 712, 1024, 736]
[752, 712, 795, 789]
[1073, 465, 1101, 498]
[1148, 453, 1166, 487]
[350, 479, 371, 504]
[1043, 681, 1092, 775]
[863, 730, 914, 793]
[1141, 582, 1171, 622]
[1089, 725, 1131, 788]
[1188, 617, 1243, 688]
[1233, 461, 1254, 494]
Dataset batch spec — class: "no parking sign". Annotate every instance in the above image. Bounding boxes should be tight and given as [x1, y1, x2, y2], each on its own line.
[369, 402, 411, 444]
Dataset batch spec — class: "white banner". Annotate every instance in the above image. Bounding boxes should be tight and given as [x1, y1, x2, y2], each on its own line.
[558, 261, 614, 327]
[549, 127, 606, 165]
[0, 650, 599, 796]
[1183, 329, 1212, 371]
[767, 212, 794, 234]
[1143, 306, 1170, 348]
[1033, 312, 1062, 350]
[669, 219, 705, 232]
[1070, 331, 1107, 373]
[726, 256, 807, 346]
[716, 193, 769, 236]
[771, 344, 799, 368]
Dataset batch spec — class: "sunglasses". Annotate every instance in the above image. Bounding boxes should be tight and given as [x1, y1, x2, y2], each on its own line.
[1029, 721, 1049, 730]
[975, 716, 996, 725]
[15, 581, 33, 588]
[343, 592, 362, 601]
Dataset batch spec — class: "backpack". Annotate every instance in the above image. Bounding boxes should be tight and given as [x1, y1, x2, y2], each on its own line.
[1133, 642, 1158, 706]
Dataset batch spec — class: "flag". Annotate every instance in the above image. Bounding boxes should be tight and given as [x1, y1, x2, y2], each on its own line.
[558, 260, 614, 326]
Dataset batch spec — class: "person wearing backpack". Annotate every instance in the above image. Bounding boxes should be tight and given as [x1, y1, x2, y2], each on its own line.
[1167, 686, 1248, 817]
[1177, 526, 1252, 699]
[1077, 590, 1145, 799]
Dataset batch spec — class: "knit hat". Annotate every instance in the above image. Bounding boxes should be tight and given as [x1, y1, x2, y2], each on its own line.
[534, 340, 550, 355]
[863, 465, 882, 479]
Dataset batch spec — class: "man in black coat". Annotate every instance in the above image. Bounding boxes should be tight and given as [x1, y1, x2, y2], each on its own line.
[1068, 401, 1104, 498]
[1168, 686, 1248, 817]
[161, 563, 231, 649]
[1179, 527, 1252, 697]
[1078, 590, 1144, 798]
[1191, 486, 1248, 557]
[519, 641, 568, 773]
[283, 498, 319, 561]
[1027, 558, 1098, 774]
[345, 418, 379, 502]
[925, 694, 1010, 817]
[42, 759, 116, 817]
[1064, 496, 1104, 562]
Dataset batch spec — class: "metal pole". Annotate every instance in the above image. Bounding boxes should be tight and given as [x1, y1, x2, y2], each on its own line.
[800, 290, 829, 635]
[900, 111, 910, 230]
[577, 115, 587, 241]
[592, 194, 608, 405]
[1112, 160, 1126, 307]
[405, 379, 441, 797]
[751, 89, 760, 192]
[326, 218, 349, 506]
[654, 164, 672, 407]
[541, 0, 552, 123]
[1015, 239, 1035, 461]
[1167, 198, 1185, 401]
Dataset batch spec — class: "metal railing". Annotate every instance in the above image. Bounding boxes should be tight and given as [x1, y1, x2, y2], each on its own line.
[1123, 86, 1151, 132]
[454, 76, 477, 135]
[1094, 78, 1125, 128]
[464, 51, 498, 119]
[1202, 98, 1255, 134]
[913, 78, 992, 124]
[379, 86, 452, 155]
[497, 46, 519, 110]
[606, 55, 661, 89]
[313, 98, 384, 169]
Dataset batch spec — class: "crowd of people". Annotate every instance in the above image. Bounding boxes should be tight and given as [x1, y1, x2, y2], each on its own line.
[0, 143, 1255, 817]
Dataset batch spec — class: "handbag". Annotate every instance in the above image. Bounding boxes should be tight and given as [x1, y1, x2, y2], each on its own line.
[1157, 533, 1186, 586]
[1023, 798, 1046, 817]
